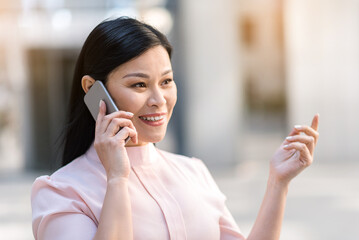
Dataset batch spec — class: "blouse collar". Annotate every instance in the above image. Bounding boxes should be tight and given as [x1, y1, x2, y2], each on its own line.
[86, 142, 158, 167]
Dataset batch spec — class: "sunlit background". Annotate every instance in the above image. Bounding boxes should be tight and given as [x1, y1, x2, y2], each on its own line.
[0, 0, 358, 239]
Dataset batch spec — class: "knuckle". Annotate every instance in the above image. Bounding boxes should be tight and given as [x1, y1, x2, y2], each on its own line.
[112, 118, 122, 125]
[94, 139, 103, 149]
[306, 147, 311, 155]
[119, 126, 129, 134]
[117, 118, 130, 126]
[130, 129, 137, 136]
[299, 143, 306, 150]
[307, 158, 313, 166]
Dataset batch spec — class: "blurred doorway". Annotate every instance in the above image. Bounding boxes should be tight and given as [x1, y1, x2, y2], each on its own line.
[238, 0, 287, 162]
[26, 48, 78, 171]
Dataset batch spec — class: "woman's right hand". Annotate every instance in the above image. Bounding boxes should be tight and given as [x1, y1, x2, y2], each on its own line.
[94, 100, 138, 180]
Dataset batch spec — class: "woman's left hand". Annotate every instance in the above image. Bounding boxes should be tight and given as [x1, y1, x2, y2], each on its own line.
[270, 114, 319, 185]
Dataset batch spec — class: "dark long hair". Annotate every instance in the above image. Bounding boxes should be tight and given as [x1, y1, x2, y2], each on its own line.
[61, 17, 172, 166]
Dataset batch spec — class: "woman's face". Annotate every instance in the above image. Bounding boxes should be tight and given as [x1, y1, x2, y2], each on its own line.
[106, 45, 177, 146]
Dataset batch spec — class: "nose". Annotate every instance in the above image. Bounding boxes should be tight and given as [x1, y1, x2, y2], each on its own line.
[147, 86, 167, 107]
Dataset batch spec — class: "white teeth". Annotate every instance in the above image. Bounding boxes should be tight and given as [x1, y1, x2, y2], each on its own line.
[140, 115, 164, 121]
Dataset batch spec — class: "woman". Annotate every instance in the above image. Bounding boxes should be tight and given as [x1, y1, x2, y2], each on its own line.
[31, 17, 319, 240]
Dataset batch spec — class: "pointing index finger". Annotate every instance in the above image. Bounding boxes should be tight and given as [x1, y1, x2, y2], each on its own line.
[286, 114, 319, 141]
[311, 114, 319, 131]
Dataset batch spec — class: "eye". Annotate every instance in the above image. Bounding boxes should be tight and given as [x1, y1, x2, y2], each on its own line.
[132, 82, 146, 88]
[162, 79, 173, 85]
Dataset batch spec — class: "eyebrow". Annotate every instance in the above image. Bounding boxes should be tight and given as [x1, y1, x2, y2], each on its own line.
[122, 69, 172, 79]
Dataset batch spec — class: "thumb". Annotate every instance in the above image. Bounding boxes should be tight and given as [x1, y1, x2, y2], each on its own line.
[96, 100, 106, 122]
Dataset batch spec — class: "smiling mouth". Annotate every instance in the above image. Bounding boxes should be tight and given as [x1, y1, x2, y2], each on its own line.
[139, 115, 165, 122]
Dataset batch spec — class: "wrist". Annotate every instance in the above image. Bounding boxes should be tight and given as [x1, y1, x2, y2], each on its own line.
[267, 173, 290, 193]
[107, 176, 129, 186]
[106, 168, 130, 181]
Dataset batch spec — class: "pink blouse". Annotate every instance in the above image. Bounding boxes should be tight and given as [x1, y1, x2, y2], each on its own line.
[31, 143, 245, 240]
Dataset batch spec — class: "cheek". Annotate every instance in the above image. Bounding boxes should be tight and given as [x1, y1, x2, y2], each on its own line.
[115, 92, 143, 113]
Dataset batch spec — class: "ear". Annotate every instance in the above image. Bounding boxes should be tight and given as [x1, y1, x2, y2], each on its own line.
[81, 75, 96, 93]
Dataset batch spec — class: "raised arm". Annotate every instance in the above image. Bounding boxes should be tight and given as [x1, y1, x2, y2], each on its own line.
[247, 114, 319, 240]
[93, 100, 138, 240]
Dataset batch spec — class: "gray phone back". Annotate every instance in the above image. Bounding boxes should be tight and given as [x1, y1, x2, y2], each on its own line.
[84, 81, 119, 120]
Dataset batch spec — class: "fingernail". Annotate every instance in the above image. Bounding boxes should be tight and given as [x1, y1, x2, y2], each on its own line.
[126, 111, 134, 116]
[294, 125, 302, 130]
[99, 100, 103, 108]
[286, 136, 293, 140]
[283, 144, 290, 149]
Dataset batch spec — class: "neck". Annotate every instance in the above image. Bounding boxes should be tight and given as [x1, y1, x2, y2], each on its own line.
[125, 141, 149, 147]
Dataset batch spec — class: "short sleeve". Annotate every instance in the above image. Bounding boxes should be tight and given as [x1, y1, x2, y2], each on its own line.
[193, 158, 247, 240]
[219, 206, 246, 240]
[31, 176, 97, 240]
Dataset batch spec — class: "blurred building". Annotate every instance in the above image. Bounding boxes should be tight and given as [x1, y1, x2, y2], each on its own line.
[0, 0, 180, 172]
[0, 0, 358, 173]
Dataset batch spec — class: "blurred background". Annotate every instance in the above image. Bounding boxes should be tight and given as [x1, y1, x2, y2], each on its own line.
[0, 0, 358, 239]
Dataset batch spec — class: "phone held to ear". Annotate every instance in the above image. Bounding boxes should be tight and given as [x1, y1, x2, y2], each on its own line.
[84, 81, 118, 120]
[84, 80, 130, 144]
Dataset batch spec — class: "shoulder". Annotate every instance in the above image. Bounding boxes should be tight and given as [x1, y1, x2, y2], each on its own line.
[31, 152, 104, 228]
[31, 156, 84, 200]
[31, 156, 91, 213]
[53, 150, 103, 182]
[157, 148, 206, 173]
[31, 173, 90, 238]
[32, 150, 105, 201]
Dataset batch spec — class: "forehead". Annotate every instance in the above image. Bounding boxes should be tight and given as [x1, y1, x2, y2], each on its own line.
[110, 45, 172, 78]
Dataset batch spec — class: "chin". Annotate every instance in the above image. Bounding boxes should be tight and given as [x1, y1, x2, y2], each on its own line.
[140, 133, 165, 144]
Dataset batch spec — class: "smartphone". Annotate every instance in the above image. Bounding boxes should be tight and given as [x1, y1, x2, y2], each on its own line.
[84, 80, 130, 143]
[84, 80, 119, 120]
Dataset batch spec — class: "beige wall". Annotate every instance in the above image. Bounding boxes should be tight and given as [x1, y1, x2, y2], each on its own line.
[285, 0, 359, 162]
[179, 0, 243, 167]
